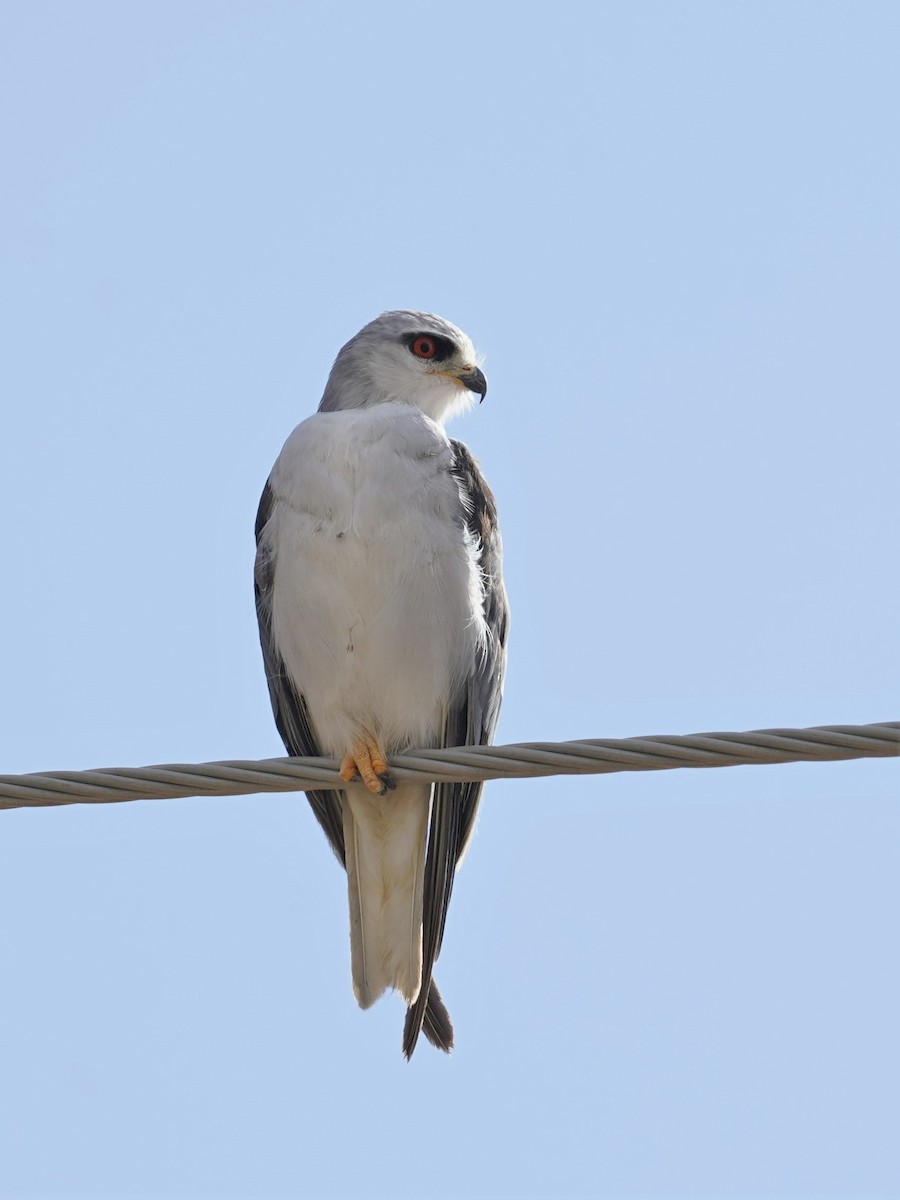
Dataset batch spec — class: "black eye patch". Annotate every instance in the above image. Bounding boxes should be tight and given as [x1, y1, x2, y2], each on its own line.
[405, 333, 455, 362]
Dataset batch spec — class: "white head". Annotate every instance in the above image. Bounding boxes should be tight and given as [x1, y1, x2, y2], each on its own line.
[318, 310, 487, 425]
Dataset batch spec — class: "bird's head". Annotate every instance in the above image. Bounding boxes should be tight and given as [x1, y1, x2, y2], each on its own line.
[319, 310, 487, 424]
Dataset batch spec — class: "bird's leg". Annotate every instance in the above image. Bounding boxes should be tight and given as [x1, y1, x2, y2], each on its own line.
[339, 730, 396, 795]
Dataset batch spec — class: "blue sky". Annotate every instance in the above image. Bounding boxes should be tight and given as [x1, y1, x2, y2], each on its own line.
[1, 2, 897, 1197]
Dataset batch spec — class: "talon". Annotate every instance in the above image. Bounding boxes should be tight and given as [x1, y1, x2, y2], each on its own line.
[340, 732, 391, 795]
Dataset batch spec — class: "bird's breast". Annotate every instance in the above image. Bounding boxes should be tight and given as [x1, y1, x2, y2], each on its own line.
[268, 404, 484, 754]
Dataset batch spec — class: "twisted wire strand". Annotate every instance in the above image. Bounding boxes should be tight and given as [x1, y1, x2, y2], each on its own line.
[0, 722, 896, 811]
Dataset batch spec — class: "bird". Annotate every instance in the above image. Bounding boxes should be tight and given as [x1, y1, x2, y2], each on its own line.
[254, 311, 508, 1058]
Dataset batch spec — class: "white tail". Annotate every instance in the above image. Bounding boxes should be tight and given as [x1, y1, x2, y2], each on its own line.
[341, 784, 430, 1008]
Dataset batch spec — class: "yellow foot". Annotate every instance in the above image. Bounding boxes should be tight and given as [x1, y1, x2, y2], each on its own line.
[339, 731, 396, 795]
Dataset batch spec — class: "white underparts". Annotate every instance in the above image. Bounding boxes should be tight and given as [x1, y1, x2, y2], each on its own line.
[266, 399, 486, 1006]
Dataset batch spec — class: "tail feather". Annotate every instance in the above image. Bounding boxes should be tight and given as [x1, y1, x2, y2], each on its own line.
[342, 784, 430, 1008]
[405, 980, 453, 1059]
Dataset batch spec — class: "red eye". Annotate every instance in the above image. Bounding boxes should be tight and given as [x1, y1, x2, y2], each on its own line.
[411, 336, 436, 359]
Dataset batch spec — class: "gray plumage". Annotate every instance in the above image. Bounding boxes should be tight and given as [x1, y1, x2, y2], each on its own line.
[254, 311, 508, 1057]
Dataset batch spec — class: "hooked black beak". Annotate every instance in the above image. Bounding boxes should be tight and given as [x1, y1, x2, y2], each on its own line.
[457, 366, 488, 402]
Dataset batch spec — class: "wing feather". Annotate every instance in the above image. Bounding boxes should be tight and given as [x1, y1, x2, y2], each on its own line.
[402, 441, 509, 1058]
[254, 480, 345, 863]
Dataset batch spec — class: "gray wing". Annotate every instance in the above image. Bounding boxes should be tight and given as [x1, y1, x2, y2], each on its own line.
[402, 440, 509, 1059]
[254, 480, 345, 862]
